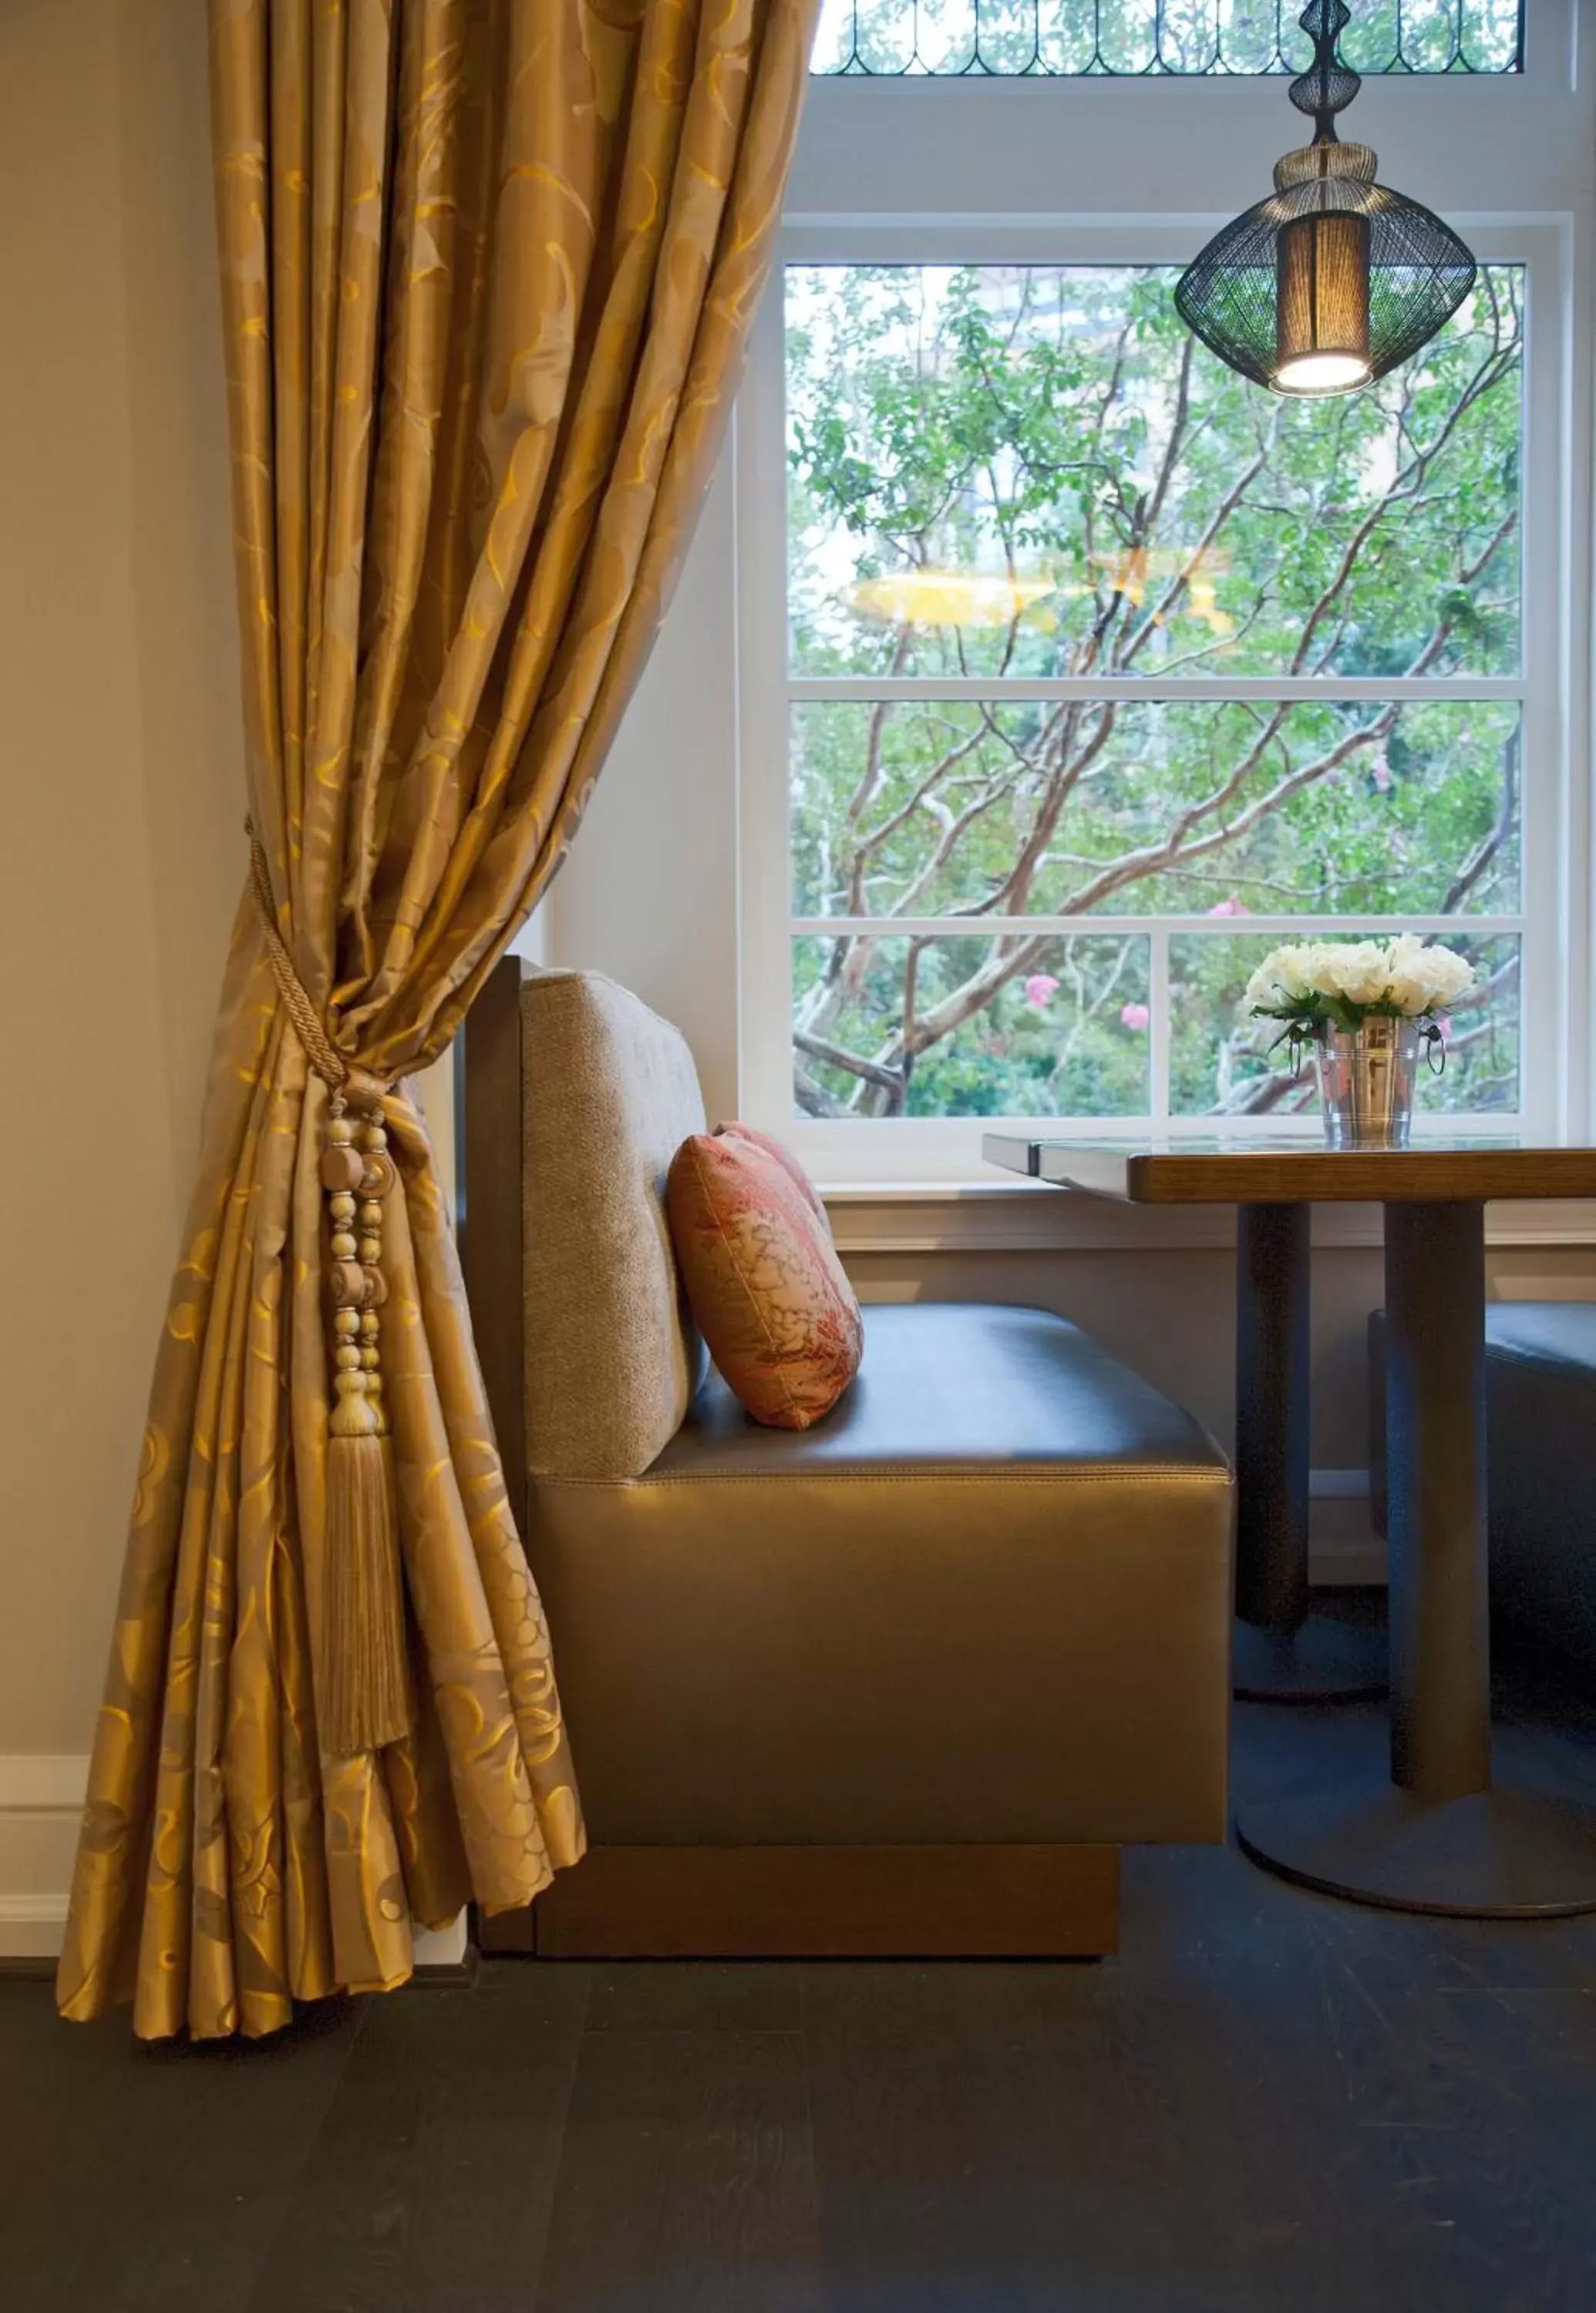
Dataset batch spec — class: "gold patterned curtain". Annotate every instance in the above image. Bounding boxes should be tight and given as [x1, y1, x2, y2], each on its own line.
[58, 0, 816, 2040]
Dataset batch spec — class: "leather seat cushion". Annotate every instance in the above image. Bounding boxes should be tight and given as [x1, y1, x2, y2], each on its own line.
[1478, 1301, 1596, 1379]
[529, 1303, 1233, 1849]
[651, 1300, 1228, 1478]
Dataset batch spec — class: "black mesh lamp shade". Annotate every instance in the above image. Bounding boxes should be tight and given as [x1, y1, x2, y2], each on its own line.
[1176, 2, 1476, 398]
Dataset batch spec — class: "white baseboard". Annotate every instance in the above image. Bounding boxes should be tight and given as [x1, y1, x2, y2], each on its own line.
[1310, 1533, 1388, 1585]
[0, 1895, 72, 1961]
[412, 1914, 469, 1967]
[0, 1754, 82, 1960]
[1308, 1467, 1386, 1586]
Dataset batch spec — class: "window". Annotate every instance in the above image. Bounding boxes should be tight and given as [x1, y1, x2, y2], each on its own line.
[710, 4, 1588, 1183]
[812, 0, 1525, 77]
[780, 261, 1527, 1132]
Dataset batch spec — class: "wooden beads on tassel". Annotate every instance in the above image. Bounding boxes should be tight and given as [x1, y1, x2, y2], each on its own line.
[356, 1112, 391, 1434]
[320, 1106, 393, 1436]
[322, 1112, 377, 1439]
[318, 1091, 409, 1754]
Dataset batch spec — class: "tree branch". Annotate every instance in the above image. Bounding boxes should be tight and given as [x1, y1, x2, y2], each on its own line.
[793, 1029, 903, 1095]
[1442, 723, 1518, 914]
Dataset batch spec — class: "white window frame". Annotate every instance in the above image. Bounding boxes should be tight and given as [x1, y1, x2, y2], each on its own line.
[733, 31, 1593, 1185]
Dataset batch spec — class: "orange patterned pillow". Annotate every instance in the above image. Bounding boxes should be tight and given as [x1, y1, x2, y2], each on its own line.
[712, 1120, 829, 1225]
[666, 1130, 863, 1429]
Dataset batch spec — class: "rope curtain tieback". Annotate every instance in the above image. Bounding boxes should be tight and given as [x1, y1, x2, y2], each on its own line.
[246, 823, 411, 1758]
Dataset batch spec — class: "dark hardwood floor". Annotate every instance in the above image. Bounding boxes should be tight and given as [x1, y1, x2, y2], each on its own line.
[7, 1604, 1596, 2312]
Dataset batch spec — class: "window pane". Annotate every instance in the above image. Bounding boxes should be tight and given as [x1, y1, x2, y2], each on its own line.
[810, 1, 1524, 75]
[791, 699, 1520, 920]
[793, 932, 1150, 1117]
[1168, 931, 1520, 1117]
[786, 265, 1522, 680]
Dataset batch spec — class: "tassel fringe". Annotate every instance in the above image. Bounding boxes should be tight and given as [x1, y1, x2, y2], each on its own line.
[322, 1426, 412, 1756]
[246, 834, 410, 1757]
[319, 1099, 409, 1757]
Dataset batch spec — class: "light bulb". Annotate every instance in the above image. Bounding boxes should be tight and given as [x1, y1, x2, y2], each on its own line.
[1273, 348, 1373, 394]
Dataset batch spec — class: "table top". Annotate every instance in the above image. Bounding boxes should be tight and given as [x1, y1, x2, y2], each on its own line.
[981, 1133, 1596, 1207]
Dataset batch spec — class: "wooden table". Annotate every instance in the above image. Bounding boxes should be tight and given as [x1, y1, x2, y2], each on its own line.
[983, 1132, 1596, 1918]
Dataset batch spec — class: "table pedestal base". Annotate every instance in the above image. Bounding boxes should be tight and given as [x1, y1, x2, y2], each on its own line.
[1232, 1612, 1387, 1703]
[1237, 1769, 1596, 1919]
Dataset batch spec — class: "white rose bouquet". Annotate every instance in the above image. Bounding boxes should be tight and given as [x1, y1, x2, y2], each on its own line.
[1245, 934, 1475, 1035]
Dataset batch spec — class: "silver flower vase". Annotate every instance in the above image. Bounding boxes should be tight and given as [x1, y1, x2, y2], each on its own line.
[1313, 1017, 1426, 1150]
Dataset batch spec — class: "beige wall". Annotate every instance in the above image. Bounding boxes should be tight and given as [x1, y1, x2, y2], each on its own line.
[547, 463, 742, 1126]
[0, 2, 241, 1758]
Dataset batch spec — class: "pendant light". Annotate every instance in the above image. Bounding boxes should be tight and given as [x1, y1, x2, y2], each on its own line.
[1175, 0, 1476, 399]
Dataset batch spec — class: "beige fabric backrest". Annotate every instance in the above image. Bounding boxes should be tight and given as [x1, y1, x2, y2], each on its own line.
[520, 969, 707, 1480]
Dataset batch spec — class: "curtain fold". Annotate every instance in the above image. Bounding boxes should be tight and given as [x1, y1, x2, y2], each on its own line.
[59, 0, 817, 2039]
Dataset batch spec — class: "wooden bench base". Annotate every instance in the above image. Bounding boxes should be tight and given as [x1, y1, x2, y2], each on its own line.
[477, 1843, 1120, 1959]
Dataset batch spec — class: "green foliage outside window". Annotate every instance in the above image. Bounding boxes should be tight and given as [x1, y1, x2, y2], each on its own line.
[786, 263, 1524, 1121]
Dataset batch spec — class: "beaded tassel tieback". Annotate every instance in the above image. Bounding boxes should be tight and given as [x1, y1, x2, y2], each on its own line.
[248, 827, 411, 1756]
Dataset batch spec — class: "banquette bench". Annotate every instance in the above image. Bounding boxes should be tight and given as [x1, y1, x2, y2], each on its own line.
[460, 959, 1234, 1958]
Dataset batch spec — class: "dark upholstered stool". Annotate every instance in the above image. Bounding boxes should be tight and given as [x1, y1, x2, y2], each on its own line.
[1369, 1303, 1596, 1682]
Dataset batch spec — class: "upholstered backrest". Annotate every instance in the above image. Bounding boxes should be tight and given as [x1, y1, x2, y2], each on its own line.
[520, 969, 707, 1480]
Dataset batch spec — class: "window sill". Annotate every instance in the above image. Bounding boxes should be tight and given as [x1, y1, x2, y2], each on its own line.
[818, 1182, 1596, 1256]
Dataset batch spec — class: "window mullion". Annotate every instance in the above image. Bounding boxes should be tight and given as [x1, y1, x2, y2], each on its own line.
[789, 676, 1528, 703]
[793, 916, 1527, 938]
[1150, 926, 1171, 1129]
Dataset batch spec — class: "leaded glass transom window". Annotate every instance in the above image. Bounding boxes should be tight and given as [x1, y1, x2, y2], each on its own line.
[811, 1, 1524, 76]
